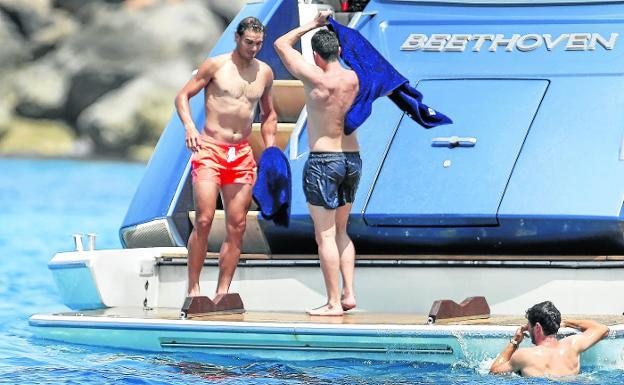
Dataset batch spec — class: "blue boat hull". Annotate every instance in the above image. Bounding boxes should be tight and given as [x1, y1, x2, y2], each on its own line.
[121, 0, 624, 253]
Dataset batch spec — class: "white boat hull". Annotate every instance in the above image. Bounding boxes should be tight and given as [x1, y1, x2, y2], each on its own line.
[29, 309, 624, 366]
[47, 248, 624, 315]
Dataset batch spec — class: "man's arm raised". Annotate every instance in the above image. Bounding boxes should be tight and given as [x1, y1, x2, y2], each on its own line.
[561, 319, 609, 353]
[175, 57, 218, 152]
[259, 65, 278, 148]
[490, 325, 528, 375]
[273, 11, 330, 83]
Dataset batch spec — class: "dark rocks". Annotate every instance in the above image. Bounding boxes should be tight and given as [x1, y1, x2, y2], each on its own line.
[65, 68, 132, 124]
[12, 60, 69, 119]
[0, 0, 53, 38]
[77, 60, 192, 156]
[0, 103, 11, 140]
[0, 12, 32, 67]
[205, 0, 245, 23]
[0, 0, 241, 161]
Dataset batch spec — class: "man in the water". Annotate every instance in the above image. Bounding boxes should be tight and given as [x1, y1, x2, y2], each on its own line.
[489, 301, 609, 377]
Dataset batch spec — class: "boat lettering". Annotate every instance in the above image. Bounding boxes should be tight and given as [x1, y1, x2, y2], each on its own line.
[399, 33, 619, 52]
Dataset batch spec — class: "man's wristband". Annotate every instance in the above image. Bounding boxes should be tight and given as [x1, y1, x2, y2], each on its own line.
[509, 338, 520, 347]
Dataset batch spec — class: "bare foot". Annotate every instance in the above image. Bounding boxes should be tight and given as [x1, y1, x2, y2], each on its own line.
[306, 304, 344, 316]
[187, 286, 201, 297]
[341, 295, 356, 311]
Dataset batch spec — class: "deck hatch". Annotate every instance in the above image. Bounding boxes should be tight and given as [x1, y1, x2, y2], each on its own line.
[363, 79, 548, 227]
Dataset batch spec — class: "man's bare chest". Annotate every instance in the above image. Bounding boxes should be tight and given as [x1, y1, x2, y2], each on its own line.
[211, 71, 265, 101]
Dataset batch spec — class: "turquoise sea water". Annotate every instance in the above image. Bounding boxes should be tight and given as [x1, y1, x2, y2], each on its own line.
[0, 158, 622, 384]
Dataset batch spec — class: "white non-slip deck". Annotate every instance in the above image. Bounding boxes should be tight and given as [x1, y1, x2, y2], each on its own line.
[35, 307, 624, 327]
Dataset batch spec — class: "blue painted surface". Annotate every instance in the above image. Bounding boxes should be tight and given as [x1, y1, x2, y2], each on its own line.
[123, 0, 624, 252]
[274, 0, 624, 252]
[363, 79, 549, 226]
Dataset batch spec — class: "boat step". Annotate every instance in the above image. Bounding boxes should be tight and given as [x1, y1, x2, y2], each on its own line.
[246, 80, 303, 160]
[272, 79, 304, 123]
[249, 122, 294, 161]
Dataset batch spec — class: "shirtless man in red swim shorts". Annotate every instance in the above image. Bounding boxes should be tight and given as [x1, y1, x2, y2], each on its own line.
[175, 16, 277, 298]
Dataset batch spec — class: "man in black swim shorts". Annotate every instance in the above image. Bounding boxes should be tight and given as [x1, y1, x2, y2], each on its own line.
[275, 11, 361, 316]
[303, 152, 361, 210]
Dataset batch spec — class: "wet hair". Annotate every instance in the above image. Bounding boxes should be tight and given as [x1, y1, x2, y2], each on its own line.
[526, 301, 561, 336]
[236, 16, 265, 36]
[311, 29, 340, 62]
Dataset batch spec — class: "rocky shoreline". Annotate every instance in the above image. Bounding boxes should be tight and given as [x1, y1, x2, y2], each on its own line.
[0, 0, 243, 162]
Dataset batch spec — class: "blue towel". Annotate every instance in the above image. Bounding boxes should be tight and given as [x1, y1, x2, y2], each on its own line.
[327, 18, 452, 134]
[252, 147, 291, 227]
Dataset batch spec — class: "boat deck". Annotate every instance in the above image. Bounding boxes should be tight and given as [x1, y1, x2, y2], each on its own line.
[160, 250, 624, 262]
[55, 307, 624, 326]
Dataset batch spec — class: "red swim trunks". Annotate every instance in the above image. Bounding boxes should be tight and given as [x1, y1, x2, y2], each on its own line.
[191, 135, 256, 186]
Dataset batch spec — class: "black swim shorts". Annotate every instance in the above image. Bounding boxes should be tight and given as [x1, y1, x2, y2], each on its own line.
[302, 152, 362, 209]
